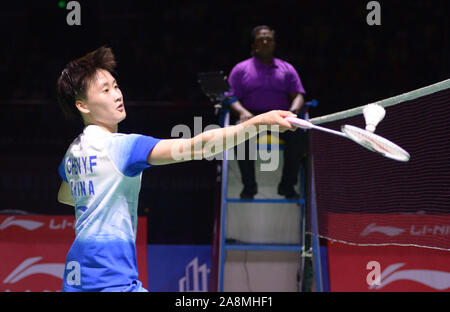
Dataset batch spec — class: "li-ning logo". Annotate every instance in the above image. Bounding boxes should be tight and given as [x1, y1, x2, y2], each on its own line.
[369, 263, 450, 290]
[3, 257, 65, 284]
[361, 223, 405, 237]
[0, 217, 44, 231]
[178, 257, 209, 292]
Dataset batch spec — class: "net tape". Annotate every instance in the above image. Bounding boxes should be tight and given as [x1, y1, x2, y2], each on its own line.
[311, 79, 450, 125]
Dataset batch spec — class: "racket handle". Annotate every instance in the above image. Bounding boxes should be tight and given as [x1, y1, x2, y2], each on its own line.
[285, 117, 313, 129]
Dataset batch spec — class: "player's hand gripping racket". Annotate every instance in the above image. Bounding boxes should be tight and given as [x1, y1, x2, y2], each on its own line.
[285, 117, 410, 162]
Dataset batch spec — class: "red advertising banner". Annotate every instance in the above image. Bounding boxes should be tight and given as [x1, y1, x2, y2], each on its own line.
[326, 214, 450, 292]
[0, 215, 148, 292]
[326, 213, 450, 250]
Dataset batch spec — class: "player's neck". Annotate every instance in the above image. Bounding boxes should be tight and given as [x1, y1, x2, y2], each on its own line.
[86, 122, 118, 133]
[255, 54, 274, 65]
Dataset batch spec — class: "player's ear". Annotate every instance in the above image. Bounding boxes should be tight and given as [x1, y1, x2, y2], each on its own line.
[76, 99, 90, 114]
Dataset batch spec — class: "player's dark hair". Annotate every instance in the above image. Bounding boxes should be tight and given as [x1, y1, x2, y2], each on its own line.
[56, 46, 117, 120]
[250, 25, 276, 44]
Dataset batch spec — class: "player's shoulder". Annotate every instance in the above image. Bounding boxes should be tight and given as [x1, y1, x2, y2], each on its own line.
[63, 131, 84, 155]
[65, 125, 113, 154]
[86, 126, 114, 149]
[274, 57, 297, 71]
[110, 132, 143, 142]
[232, 57, 254, 70]
[107, 132, 151, 153]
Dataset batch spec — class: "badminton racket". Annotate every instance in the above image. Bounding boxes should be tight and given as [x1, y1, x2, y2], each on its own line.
[285, 117, 410, 162]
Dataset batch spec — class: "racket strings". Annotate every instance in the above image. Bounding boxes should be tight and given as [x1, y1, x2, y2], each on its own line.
[342, 125, 410, 161]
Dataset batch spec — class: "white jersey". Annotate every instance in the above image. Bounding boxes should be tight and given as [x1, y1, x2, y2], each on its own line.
[58, 125, 161, 291]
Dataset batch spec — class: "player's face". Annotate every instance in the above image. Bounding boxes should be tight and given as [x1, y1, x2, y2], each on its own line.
[252, 29, 275, 58]
[83, 69, 126, 127]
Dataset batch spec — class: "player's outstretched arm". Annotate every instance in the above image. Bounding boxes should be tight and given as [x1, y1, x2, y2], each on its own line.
[147, 110, 296, 165]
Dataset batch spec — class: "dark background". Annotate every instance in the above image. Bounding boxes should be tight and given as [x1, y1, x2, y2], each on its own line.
[0, 0, 448, 244]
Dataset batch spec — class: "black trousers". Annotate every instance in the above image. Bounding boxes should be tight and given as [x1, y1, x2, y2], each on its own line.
[234, 127, 308, 188]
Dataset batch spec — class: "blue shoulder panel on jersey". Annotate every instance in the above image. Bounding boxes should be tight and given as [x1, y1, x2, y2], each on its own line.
[108, 134, 162, 177]
[124, 135, 162, 177]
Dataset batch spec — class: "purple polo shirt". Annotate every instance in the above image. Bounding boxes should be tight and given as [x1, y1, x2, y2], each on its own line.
[228, 56, 305, 112]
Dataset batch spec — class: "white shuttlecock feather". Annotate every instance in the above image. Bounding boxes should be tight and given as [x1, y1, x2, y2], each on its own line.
[363, 104, 385, 132]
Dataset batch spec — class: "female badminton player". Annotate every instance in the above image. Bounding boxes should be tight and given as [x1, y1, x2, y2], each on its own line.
[56, 46, 296, 292]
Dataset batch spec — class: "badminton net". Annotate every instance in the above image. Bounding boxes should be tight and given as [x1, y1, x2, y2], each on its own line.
[307, 79, 450, 251]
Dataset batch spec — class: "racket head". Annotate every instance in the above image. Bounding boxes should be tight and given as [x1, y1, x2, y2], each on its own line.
[341, 125, 410, 162]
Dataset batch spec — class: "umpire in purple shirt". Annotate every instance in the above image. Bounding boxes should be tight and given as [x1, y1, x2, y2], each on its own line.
[228, 25, 307, 199]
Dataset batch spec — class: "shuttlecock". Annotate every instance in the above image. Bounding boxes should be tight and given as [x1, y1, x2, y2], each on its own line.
[363, 104, 385, 132]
